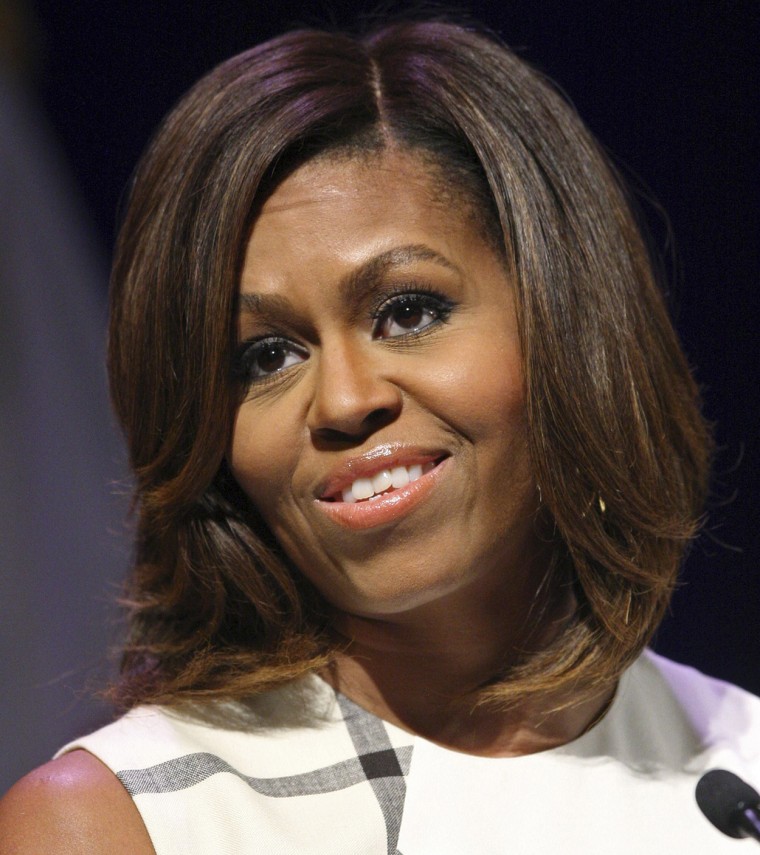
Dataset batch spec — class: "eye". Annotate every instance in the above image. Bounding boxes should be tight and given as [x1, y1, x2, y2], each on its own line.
[236, 336, 308, 383]
[372, 291, 453, 340]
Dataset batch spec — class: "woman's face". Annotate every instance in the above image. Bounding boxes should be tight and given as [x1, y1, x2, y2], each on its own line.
[229, 149, 542, 621]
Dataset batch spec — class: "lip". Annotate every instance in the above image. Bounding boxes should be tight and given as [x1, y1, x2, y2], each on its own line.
[315, 454, 450, 530]
[316, 445, 449, 500]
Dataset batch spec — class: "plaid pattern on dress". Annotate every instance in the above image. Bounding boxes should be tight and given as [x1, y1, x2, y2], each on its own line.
[72, 679, 414, 855]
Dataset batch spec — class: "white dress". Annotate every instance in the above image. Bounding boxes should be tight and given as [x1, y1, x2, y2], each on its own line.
[58, 650, 760, 854]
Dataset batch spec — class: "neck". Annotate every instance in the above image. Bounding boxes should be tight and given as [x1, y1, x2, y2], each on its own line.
[321, 558, 614, 757]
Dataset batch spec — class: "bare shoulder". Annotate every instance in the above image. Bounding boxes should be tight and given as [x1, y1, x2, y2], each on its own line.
[0, 750, 155, 854]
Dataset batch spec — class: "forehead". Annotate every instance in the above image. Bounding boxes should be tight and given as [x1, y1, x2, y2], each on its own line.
[240, 149, 496, 296]
[254, 149, 453, 227]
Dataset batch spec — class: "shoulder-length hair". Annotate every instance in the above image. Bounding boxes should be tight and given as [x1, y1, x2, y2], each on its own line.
[108, 20, 711, 710]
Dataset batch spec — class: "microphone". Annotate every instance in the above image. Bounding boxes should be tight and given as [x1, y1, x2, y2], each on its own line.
[695, 769, 760, 843]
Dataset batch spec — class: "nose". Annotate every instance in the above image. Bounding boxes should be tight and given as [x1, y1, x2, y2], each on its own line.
[307, 339, 402, 442]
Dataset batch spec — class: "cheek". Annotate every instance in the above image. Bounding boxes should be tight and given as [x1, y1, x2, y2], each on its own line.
[425, 335, 526, 445]
[228, 405, 297, 517]
[428, 335, 533, 509]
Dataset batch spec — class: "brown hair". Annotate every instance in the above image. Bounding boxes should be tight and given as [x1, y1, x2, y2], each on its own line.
[108, 20, 711, 710]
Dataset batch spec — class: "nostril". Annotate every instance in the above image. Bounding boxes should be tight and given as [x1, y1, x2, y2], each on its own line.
[363, 406, 397, 431]
[310, 406, 399, 449]
[314, 413, 390, 441]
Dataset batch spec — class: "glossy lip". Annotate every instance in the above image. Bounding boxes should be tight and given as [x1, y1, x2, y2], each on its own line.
[316, 444, 449, 500]
[315, 455, 451, 530]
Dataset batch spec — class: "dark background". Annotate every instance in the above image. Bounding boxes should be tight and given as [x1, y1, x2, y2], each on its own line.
[2, 0, 757, 788]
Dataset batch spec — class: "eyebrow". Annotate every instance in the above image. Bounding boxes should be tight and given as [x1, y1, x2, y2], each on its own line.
[238, 243, 460, 321]
[340, 244, 459, 313]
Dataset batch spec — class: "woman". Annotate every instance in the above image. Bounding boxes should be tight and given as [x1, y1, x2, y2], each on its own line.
[1, 19, 758, 854]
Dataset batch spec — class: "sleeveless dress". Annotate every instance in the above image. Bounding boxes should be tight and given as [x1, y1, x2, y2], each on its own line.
[58, 650, 760, 854]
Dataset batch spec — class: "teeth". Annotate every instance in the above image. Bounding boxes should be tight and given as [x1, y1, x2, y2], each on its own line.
[390, 466, 409, 489]
[372, 470, 393, 494]
[351, 477, 374, 501]
[339, 461, 437, 503]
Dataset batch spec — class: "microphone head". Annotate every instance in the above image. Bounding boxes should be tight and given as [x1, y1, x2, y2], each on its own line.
[695, 769, 760, 839]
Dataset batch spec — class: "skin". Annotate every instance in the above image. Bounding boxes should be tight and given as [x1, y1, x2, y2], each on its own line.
[0, 750, 154, 853]
[230, 148, 610, 753]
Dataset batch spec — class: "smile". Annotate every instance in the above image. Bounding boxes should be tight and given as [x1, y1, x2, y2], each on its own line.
[337, 462, 437, 503]
[316, 455, 449, 530]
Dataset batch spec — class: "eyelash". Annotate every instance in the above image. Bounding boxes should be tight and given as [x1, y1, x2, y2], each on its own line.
[235, 288, 455, 387]
[370, 287, 454, 340]
[234, 336, 308, 387]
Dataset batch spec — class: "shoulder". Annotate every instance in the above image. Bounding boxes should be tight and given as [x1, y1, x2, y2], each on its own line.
[642, 650, 760, 716]
[0, 750, 155, 855]
[637, 650, 760, 762]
